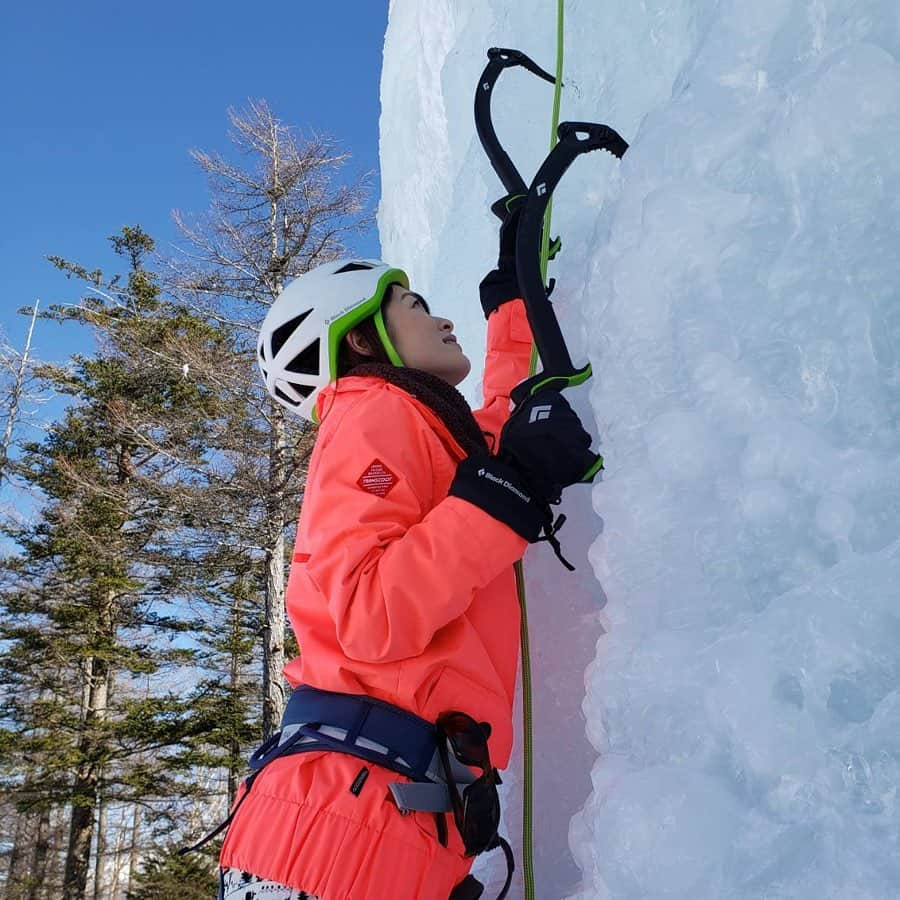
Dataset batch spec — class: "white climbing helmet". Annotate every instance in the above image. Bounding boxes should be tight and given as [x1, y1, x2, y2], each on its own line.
[257, 259, 409, 422]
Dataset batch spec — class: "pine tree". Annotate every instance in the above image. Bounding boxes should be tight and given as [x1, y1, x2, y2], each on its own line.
[1, 102, 373, 893]
[0, 227, 257, 899]
[124, 843, 218, 900]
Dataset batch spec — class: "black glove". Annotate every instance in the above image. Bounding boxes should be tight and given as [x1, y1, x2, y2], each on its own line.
[449, 390, 602, 569]
[479, 193, 525, 319]
[496, 389, 601, 503]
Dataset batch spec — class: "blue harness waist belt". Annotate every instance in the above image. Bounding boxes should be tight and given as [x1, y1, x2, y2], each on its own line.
[249, 685, 475, 814]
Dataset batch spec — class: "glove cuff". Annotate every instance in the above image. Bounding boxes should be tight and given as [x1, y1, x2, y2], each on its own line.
[449, 455, 551, 542]
[479, 263, 519, 319]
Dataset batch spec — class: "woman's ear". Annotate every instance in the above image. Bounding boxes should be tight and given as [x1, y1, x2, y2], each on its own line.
[345, 327, 373, 357]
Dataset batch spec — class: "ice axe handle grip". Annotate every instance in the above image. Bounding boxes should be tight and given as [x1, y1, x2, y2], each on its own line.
[510, 365, 593, 407]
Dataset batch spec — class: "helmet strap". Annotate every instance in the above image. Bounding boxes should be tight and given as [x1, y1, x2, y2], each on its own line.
[374, 305, 405, 367]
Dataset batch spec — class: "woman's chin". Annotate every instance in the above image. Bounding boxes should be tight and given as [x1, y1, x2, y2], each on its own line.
[452, 355, 472, 384]
[432, 359, 471, 386]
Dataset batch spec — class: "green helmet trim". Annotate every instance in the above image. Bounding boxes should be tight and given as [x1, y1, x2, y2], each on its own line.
[326, 267, 409, 382]
[374, 305, 405, 367]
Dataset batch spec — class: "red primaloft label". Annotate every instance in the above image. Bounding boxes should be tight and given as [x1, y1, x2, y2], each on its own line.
[357, 459, 398, 498]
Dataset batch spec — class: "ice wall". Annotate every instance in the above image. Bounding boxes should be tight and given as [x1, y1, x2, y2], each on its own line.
[380, 1, 900, 897]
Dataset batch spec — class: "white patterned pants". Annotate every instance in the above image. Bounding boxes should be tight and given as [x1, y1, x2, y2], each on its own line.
[219, 868, 321, 900]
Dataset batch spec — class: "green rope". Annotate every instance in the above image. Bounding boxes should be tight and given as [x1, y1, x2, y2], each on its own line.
[542, 0, 566, 282]
[519, 4, 565, 898]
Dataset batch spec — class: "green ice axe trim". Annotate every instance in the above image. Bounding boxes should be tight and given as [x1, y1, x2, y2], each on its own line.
[582, 454, 606, 482]
[515, 366, 593, 398]
[506, 193, 526, 213]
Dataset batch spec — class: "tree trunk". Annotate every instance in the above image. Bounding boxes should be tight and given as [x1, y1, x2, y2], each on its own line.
[6, 796, 52, 900]
[6, 809, 35, 900]
[27, 806, 52, 900]
[41, 806, 69, 900]
[91, 792, 107, 900]
[62, 620, 112, 900]
[106, 807, 128, 900]
[261, 405, 287, 739]
[125, 805, 142, 899]
[228, 594, 243, 806]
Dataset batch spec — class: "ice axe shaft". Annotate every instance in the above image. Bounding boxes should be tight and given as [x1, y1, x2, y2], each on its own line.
[512, 122, 628, 404]
[474, 48, 556, 202]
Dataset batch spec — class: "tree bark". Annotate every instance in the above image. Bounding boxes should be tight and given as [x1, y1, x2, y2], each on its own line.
[62, 621, 112, 900]
[125, 805, 142, 900]
[228, 593, 243, 806]
[261, 405, 287, 739]
[27, 806, 52, 900]
[91, 792, 107, 900]
[6, 809, 35, 900]
[106, 807, 128, 900]
[42, 806, 69, 900]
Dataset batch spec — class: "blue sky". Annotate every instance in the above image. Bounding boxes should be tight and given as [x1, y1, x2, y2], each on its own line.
[1, 1, 388, 358]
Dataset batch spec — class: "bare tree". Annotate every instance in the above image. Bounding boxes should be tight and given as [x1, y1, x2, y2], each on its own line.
[165, 99, 372, 737]
[170, 99, 372, 316]
[1, 299, 41, 489]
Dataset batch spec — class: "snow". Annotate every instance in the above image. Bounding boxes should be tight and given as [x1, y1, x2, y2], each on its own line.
[379, 1, 900, 897]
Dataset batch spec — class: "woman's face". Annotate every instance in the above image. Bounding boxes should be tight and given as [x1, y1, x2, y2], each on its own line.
[349, 283, 471, 385]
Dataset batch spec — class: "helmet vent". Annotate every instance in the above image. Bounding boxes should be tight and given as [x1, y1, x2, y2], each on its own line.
[271, 310, 312, 358]
[273, 386, 300, 406]
[272, 309, 312, 358]
[284, 339, 320, 376]
[334, 262, 374, 274]
[274, 383, 314, 404]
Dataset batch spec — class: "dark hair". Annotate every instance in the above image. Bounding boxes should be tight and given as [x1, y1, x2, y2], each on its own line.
[335, 295, 397, 376]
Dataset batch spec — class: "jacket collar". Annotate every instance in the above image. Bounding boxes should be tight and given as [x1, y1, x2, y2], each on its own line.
[316, 377, 467, 460]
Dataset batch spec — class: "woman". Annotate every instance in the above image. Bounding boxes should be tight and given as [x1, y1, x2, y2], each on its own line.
[218, 248, 600, 899]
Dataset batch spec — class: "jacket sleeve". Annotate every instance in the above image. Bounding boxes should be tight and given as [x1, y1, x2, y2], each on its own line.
[473, 298, 535, 453]
[296, 385, 528, 664]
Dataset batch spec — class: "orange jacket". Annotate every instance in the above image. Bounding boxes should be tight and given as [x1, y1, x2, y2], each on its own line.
[221, 299, 535, 899]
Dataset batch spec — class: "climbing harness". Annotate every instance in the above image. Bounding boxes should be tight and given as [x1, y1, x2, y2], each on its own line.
[182, 687, 514, 900]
